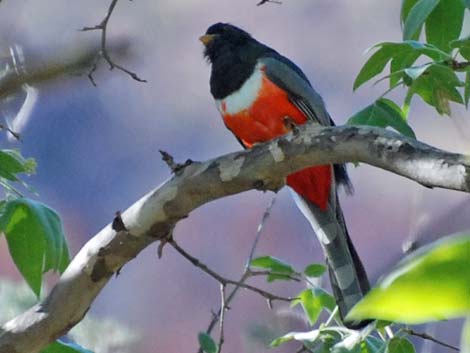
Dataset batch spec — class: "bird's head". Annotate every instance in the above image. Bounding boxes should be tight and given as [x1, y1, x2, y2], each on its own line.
[200, 23, 257, 63]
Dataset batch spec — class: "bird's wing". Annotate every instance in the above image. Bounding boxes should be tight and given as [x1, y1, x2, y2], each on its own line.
[260, 55, 332, 127]
[260, 55, 352, 192]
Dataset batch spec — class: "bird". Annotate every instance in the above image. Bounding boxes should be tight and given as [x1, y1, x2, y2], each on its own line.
[200, 22, 370, 328]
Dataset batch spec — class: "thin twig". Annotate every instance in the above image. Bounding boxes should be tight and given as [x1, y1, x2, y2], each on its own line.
[296, 344, 314, 353]
[169, 238, 293, 304]
[159, 150, 193, 173]
[384, 326, 394, 339]
[159, 150, 178, 171]
[256, 0, 282, 5]
[80, 0, 146, 84]
[445, 59, 470, 71]
[196, 196, 277, 353]
[246, 269, 301, 282]
[196, 273, 251, 353]
[246, 196, 276, 268]
[217, 284, 226, 353]
[404, 329, 459, 352]
[323, 306, 339, 327]
[86, 54, 101, 87]
[0, 123, 20, 140]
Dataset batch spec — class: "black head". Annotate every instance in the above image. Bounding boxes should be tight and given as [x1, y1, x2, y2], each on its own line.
[200, 23, 255, 63]
[200, 23, 273, 98]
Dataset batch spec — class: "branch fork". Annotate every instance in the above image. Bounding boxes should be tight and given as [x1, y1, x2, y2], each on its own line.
[1, 124, 469, 352]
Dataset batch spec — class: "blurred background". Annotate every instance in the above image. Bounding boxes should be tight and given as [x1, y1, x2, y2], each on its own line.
[0, 0, 469, 352]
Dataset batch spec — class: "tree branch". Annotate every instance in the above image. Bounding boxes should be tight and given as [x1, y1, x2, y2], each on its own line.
[217, 284, 226, 353]
[0, 48, 98, 100]
[256, 0, 282, 6]
[0, 41, 131, 102]
[1, 124, 469, 352]
[404, 328, 459, 351]
[169, 238, 294, 304]
[197, 197, 276, 353]
[80, 0, 146, 84]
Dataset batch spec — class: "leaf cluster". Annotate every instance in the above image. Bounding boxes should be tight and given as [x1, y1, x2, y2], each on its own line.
[349, 0, 470, 135]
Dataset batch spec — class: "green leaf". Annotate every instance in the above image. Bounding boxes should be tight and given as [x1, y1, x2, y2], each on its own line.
[0, 198, 70, 296]
[403, 0, 440, 40]
[331, 334, 364, 353]
[464, 0, 470, 9]
[314, 288, 336, 311]
[347, 98, 416, 138]
[402, 0, 422, 40]
[314, 330, 344, 353]
[293, 288, 336, 326]
[270, 333, 295, 347]
[347, 233, 470, 324]
[401, 0, 419, 24]
[0, 150, 35, 181]
[355, 41, 448, 90]
[354, 46, 395, 90]
[404, 63, 433, 80]
[266, 273, 293, 282]
[390, 51, 420, 87]
[406, 64, 464, 115]
[198, 332, 217, 353]
[404, 41, 450, 59]
[362, 336, 387, 353]
[375, 320, 393, 329]
[465, 69, 470, 108]
[270, 330, 320, 347]
[304, 263, 327, 277]
[425, 0, 465, 52]
[387, 338, 415, 353]
[41, 340, 93, 353]
[296, 289, 322, 325]
[250, 256, 295, 274]
[451, 38, 470, 61]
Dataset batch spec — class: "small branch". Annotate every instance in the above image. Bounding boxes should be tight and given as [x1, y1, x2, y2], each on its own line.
[246, 196, 276, 268]
[197, 272, 249, 353]
[2, 124, 470, 353]
[159, 150, 193, 174]
[0, 47, 109, 100]
[217, 284, 226, 353]
[86, 54, 101, 87]
[404, 329, 459, 351]
[80, 0, 146, 83]
[445, 59, 470, 72]
[169, 238, 293, 304]
[0, 123, 20, 140]
[159, 150, 179, 171]
[246, 269, 301, 282]
[197, 197, 277, 353]
[296, 344, 314, 353]
[324, 306, 339, 327]
[256, 0, 282, 5]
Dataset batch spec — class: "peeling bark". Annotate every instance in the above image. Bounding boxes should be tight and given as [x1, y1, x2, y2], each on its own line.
[1, 124, 469, 353]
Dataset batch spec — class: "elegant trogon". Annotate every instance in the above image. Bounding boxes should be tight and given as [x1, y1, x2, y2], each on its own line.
[200, 23, 370, 328]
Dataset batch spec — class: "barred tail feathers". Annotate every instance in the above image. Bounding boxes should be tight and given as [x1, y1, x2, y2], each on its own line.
[291, 189, 370, 329]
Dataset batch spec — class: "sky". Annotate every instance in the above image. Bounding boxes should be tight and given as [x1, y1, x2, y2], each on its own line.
[0, 0, 469, 352]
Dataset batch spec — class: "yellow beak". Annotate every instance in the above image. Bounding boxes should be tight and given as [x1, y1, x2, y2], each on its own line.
[199, 34, 217, 46]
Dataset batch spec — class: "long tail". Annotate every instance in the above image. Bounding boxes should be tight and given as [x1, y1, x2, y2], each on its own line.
[292, 184, 370, 329]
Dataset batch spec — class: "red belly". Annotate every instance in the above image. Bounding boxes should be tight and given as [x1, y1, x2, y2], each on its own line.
[222, 74, 332, 210]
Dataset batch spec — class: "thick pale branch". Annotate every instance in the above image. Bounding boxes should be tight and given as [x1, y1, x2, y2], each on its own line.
[0, 41, 130, 100]
[1, 124, 469, 353]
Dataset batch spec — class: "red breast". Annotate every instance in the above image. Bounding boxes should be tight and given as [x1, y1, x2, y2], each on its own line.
[217, 64, 332, 210]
